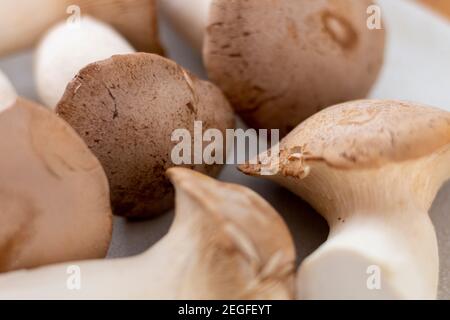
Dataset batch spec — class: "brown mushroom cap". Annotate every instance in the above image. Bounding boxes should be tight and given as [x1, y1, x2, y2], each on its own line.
[56, 53, 235, 218]
[277, 100, 450, 170]
[0, 98, 112, 272]
[205, 0, 385, 136]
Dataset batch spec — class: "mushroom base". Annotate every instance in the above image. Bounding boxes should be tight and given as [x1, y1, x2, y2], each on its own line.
[297, 214, 438, 300]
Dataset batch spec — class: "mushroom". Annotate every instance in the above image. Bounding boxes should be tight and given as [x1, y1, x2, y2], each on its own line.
[56, 53, 235, 218]
[0, 97, 112, 273]
[0, 0, 162, 57]
[0, 168, 295, 300]
[239, 100, 450, 299]
[0, 70, 17, 112]
[35, 16, 135, 108]
[161, 0, 386, 136]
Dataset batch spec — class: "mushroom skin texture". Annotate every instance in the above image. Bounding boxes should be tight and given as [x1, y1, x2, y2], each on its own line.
[0, 70, 17, 112]
[162, 0, 385, 136]
[56, 53, 235, 218]
[240, 100, 450, 299]
[35, 16, 135, 108]
[0, 98, 112, 273]
[0, 168, 296, 300]
[0, 0, 163, 57]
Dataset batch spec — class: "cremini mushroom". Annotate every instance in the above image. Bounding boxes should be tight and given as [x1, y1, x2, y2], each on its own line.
[240, 100, 450, 299]
[56, 53, 235, 218]
[0, 70, 16, 112]
[0, 168, 295, 300]
[0, 0, 162, 57]
[0, 98, 112, 273]
[35, 16, 135, 108]
[161, 0, 386, 136]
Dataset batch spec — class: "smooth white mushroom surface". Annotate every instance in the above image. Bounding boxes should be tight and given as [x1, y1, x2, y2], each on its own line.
[0, 70, 16, 112]
[35, 16, 135, 108]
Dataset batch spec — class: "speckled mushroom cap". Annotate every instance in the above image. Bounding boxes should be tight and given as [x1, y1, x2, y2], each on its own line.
[56, 53, 235, 218]
[0, 98, 112, 272]
[241, 100, 450, 175]
[205, 0, 385, 136]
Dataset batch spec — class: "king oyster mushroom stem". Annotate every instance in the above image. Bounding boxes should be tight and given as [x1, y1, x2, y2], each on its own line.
[161, 0, 385, 136]
[0, 70, 17, 112]
[239, 100, 450, 299]
[0, 168, 296, 300]
[0, 0, 163, 57]
[56, 53, 235, 218]
[0, 98, 112, 273]
[35, 16, 135, 108]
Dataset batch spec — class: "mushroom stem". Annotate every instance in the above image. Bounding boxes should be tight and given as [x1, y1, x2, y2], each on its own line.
[0, 70, 17, 112]
[0, 168, 295, 299]
[160, 0, 211, 52]
[298, 210, 438, 300]
[280, 147, 449, 299]
[240, 100, 450, 299]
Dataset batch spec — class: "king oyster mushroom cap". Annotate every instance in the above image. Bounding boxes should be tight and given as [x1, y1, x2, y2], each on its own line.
[0, 168, 296, 300]
[240, 100, 450, 299]
[0, 98, 112, 273]
[35, 16, 135, 108]
[162, 0, 385, 136]
[0, 70, 17, 112]
[56, 53, 235, 218]
[0, 0, 163, 57]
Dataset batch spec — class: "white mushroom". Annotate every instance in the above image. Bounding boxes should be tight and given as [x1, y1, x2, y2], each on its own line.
[0, 70, 17, 112]
[0, 168, 295, 300]
[35, 16, 135, 108]
[240, 100, 450, 299]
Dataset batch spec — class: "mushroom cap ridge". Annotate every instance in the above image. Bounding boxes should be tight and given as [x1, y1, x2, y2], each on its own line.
[277, 100, 450, 170]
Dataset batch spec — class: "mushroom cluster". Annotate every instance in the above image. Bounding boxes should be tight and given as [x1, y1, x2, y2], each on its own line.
[0, 0, 449, 301]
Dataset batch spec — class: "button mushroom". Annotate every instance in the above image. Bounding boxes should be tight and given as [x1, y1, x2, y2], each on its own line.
[0, 0, 162, 57]
[0, 70, 16, 112]
[239, 100, 450, 299]
[0, 168, 295, 300]
[0, 98, 112, 272]
[56, 53, 235, 218]
[161, 0, 386, 136]
[35, 16, 135, 108]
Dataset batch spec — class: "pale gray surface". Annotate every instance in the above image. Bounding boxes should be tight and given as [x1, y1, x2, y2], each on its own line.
[0, 0, 448, 299]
